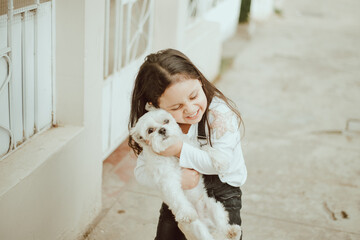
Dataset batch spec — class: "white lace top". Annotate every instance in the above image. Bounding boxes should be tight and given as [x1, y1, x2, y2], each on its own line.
[134, 97, 247, 187]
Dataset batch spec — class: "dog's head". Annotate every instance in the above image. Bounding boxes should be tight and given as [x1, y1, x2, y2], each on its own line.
[130, 104, 183, 153]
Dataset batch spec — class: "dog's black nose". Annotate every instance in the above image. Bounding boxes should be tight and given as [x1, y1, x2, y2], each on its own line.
[159, 128, 166, 135]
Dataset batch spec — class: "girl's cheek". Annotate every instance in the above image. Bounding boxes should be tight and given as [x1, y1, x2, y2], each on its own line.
[198, 97, 207, 110]
[197, 91, 207, 104]
[170, 112, 181, 122]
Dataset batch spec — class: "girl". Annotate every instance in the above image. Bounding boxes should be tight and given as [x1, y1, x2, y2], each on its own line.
[128, 49, 247, 240]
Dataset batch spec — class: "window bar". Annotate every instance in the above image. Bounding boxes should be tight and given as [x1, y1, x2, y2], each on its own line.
[147, 0, 154, 53]
[13, 4, 37, 15]
[0, 49, 12, 92]
[7, 0, 15, 151]
[188, 0, 198, 18]
[128, 6, 139, 62]
[21, 10, 27, 140]
[135, 0, 151, 60]
[113, 0, 120, 74]
[0, 124, 13, 159]
[104, 0, 110, 78]
[116, 1, 124, 71]
[124, 2, 133, 65]
[0, 52, 14, 159]
[34, 0, 39, 133]
[51, 0, 56, 126]
[129, 1, 146, 61]
[107, 80, 113, 151]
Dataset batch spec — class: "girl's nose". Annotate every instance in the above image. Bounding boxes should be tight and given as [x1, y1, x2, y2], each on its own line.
[184, 103, 196, 113]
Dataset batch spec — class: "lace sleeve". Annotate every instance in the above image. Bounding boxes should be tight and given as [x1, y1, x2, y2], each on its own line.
[209, 108, 238, 140]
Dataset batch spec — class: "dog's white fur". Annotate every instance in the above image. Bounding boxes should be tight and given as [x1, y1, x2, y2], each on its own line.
[130, 104, 241, 240]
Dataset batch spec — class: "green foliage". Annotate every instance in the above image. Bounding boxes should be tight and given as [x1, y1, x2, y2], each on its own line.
[239, 0, 251, 23]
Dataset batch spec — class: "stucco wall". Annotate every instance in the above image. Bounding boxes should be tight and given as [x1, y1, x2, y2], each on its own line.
[0, 1, 105, 239]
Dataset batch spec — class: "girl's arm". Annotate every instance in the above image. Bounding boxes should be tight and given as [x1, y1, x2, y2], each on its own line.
[179, 140, 237, 175]
[179, 106, 242, 175]
[134, 152, 200, 190]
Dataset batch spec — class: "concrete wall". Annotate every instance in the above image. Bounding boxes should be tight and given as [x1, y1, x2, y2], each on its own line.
[0, 1, 105, 239]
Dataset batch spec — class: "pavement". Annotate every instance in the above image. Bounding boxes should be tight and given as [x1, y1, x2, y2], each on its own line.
[84, 0, 360, 239]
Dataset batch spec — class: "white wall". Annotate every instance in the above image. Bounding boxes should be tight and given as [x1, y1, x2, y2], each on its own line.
[0, 1, 105, 239]
[152, 0, 241, 81]
[250, 0, 274, 21]
[152, 0, 222, 80]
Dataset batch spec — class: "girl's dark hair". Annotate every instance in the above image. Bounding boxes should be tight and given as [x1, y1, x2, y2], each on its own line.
[128, 48, 242, 156]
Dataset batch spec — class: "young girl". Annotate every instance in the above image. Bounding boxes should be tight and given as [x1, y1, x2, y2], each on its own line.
[128, 49, 247, 240]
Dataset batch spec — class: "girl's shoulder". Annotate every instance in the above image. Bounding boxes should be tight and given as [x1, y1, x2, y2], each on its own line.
[209, 97, 227, 110]
[208, 97, 239, 140]
[208, 97, 235, 116]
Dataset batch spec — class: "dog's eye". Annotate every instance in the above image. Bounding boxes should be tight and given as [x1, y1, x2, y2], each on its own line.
[164, 119, 169, 124]
[147, 128, 154, 134]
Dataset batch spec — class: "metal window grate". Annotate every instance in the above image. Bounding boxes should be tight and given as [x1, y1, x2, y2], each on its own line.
[103, 0, 153, 78]
[0, 0, 54, 160]
[187, 0, 225, 27]
[102, 0, 154, 157]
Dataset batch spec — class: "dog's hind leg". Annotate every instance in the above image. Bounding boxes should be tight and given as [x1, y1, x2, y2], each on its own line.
[205, 197, 229, 229]
[204, 197, 242, 240]
[225, 225, 242, 240]
[179, 220, 215, 240]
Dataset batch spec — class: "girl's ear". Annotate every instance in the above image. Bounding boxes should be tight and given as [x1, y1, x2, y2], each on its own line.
[145, 102, 157, 111]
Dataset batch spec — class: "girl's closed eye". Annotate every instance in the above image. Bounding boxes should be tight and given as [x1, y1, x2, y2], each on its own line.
[171, 105, 182, 111]
[190, 93, 198, 100]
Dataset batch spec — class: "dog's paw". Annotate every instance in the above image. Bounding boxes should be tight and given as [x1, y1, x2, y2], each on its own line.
[175, 208, 198, 223]
[226, 225, 242, 240]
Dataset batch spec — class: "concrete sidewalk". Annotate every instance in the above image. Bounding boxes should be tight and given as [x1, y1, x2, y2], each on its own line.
[85, 0, 360, 239]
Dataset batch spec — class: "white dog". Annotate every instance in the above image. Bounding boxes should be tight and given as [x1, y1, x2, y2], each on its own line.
[130, 104, 241, 240]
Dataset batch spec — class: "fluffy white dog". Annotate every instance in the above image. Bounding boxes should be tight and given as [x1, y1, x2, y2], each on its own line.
[130, 104, 241, 240]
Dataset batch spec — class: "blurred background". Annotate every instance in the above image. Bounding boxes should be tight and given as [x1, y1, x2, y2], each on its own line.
[0, 0, 359, 239]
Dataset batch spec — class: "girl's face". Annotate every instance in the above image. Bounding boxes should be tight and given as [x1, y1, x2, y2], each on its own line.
[158, 78, 207, 125]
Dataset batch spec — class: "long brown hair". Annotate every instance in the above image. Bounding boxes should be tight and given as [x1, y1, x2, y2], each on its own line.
[128, 49, 242, 156]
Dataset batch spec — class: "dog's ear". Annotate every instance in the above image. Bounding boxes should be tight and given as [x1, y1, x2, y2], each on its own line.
[145, 102, 157, 112]
[130, 127, 146, 146]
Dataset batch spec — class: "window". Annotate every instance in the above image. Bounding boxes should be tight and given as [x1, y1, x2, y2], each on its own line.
[0, 0, 54, 160]
[102, 0, 153, 157]
[103, 0, 153, 78]
[188, 0, 225, 26]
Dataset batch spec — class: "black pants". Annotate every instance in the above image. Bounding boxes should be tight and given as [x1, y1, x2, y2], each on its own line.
[154, 175, 243, 240]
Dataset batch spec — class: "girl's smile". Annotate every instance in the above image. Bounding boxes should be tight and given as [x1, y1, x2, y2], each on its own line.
[158, 78, 207, 126]
[186, 109, 200, 120]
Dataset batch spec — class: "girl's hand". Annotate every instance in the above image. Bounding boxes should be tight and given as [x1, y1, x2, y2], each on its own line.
[181, 168, 200, 190]
[159, 140, 183, 158]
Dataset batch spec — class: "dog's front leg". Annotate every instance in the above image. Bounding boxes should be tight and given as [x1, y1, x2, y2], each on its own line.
[159, 181, 198, 223]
